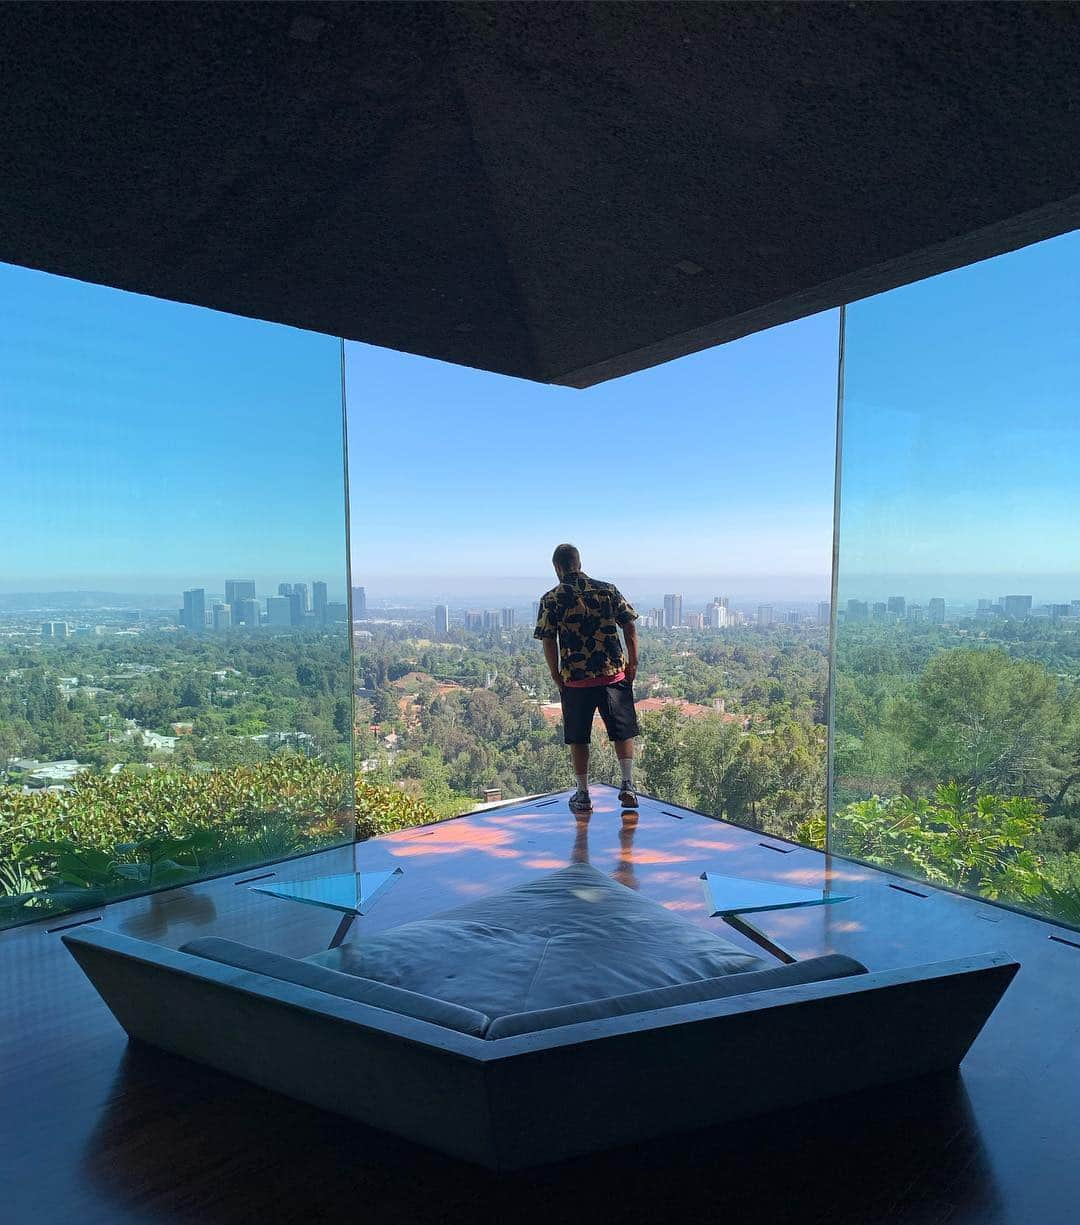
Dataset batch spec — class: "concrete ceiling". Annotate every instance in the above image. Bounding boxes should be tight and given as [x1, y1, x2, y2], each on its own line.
[3, 2, 1080, 387]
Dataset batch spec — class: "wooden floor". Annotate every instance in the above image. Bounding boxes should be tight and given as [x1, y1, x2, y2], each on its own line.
[2, 785, 1079, 1224]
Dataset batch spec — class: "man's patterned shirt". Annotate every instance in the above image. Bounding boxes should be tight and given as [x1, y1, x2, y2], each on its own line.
[533, 572, 638, 683]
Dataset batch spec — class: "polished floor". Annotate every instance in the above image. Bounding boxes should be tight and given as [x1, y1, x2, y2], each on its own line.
[2, 785, 1079, 1224]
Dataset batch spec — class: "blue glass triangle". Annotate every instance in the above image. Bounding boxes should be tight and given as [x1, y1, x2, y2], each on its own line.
[251, 867, 402, 915]
[702, 871, 852, 917]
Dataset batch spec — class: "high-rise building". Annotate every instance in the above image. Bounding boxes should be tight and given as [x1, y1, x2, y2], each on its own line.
[278, 582, 293, 597]
[352, 586, 367, 619]
[684, 611, 704, 629]
[483, 609, 501, 630]
[265, 596, 292, 626]
[292, 583, 309, 613]
[435, 604, 449, 634]
[928, 597, 946, 623]
[181, 588, 206, 631]
[786, 610, 801, 626]
[212, 602, 232, 629]
[871, 601, 887, 619]
[757, 604, 774, 627]
[312, 581, 327, 625]
[817, 601, 831, 626]
[663, 594, 682, 629]
[225, 579, 255, 606]
[464, 610, 484, 630]
[651, 607, 666, 629]
[847, 599, 869, 622]
[1071, 600, 1080, 620]
[714, 596, 730, 610]
[908, 604, 925, 623]
[324, 602, 348, 623]
[288, 591, 306, 625]
[501, 608, 516, 629]
[706, 602, 728, 629]
[41, 621, 70, 639]
[1003, 594, 1033, 619]
[237, 597, 261, 627]
[887, 595, 906, 618]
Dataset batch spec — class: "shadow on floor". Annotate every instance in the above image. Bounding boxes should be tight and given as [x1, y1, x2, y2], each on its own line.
[81, 1043, 1003, 1225]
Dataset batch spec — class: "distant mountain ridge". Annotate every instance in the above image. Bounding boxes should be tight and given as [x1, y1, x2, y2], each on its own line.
[0, 592, 179, 610]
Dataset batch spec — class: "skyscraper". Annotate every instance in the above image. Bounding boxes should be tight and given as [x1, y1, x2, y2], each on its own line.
[483, 609, 501, 630]
[887, 595, 906, 618]
[757, 604, 774, 627]
[928, 597, 946, 623]
[278, 582, 293, 597]
[663, 594, 682, 629]
[651, 607, 666, 629]
[265, 596, 292, 626]
[1003, 594, 1033, 619]
[714, 596, 730, 610]
[225, 579, 256, 606]
[181, 588, 206, 631]
[706, 602, 728, 628]
[237, 597, 261, 627]
[288, 591, 305, 625]
[312, 581, 328, 625]
[352, 586, 367, 619]
[817, 601, 831, 626]
[435, 604, 449, 634]
[212, 602, 232, 629]
[292, 583, 309, 613]
[501, 608, 515, 628]
[464, 610, 483, 630]
[846, 599, 869, 622]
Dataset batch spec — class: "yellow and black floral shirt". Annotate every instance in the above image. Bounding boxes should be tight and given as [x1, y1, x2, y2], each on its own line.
[533, 572, 638, 683]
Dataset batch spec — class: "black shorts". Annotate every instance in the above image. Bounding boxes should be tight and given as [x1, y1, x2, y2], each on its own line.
[561, 679, 641, 745]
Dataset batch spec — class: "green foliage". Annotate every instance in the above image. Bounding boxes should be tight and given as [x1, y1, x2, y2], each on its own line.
[0, 757, 438, 926]
[828, 783, 1043, 896]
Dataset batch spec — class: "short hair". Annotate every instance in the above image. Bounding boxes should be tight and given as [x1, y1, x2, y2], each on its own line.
[552, 543, 581, 573]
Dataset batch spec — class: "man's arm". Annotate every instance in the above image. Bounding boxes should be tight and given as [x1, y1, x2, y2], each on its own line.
[622, 621, 638, 683]
[543, 638, 564, 689]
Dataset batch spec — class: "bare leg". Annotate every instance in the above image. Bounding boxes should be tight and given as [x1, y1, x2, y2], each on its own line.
[571, 743, 590, 778]
[614, 738, 638, 807]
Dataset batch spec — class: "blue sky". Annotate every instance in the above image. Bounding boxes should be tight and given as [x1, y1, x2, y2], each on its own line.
[9, 223, 1075, 607]
[1, 264, 348, 597]
[346, 310, 840, 603]
[839, 228, 1080, 603]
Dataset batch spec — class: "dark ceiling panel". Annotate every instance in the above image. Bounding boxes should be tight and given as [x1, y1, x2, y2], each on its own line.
[2, 2, 1080, 387]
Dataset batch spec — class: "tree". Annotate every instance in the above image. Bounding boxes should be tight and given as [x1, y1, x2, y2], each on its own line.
[681, 715, 742, 817]
[638, 706, 687, 803]
[891, 648, 1060, 797]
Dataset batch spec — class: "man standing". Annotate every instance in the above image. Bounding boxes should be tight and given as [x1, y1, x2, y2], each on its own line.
[534, 544, 640, 812]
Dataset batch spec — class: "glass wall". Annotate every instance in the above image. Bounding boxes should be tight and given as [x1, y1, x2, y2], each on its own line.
[346, 312, 838, 836]
[832, 229, 1080, 925]
[0, 264, 353, 928]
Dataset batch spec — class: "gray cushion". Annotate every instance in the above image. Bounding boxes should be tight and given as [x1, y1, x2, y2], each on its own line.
[486, 953, 869, 1038]
[180, 936, 491, 1037]
[309, 863, 767, 1019]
